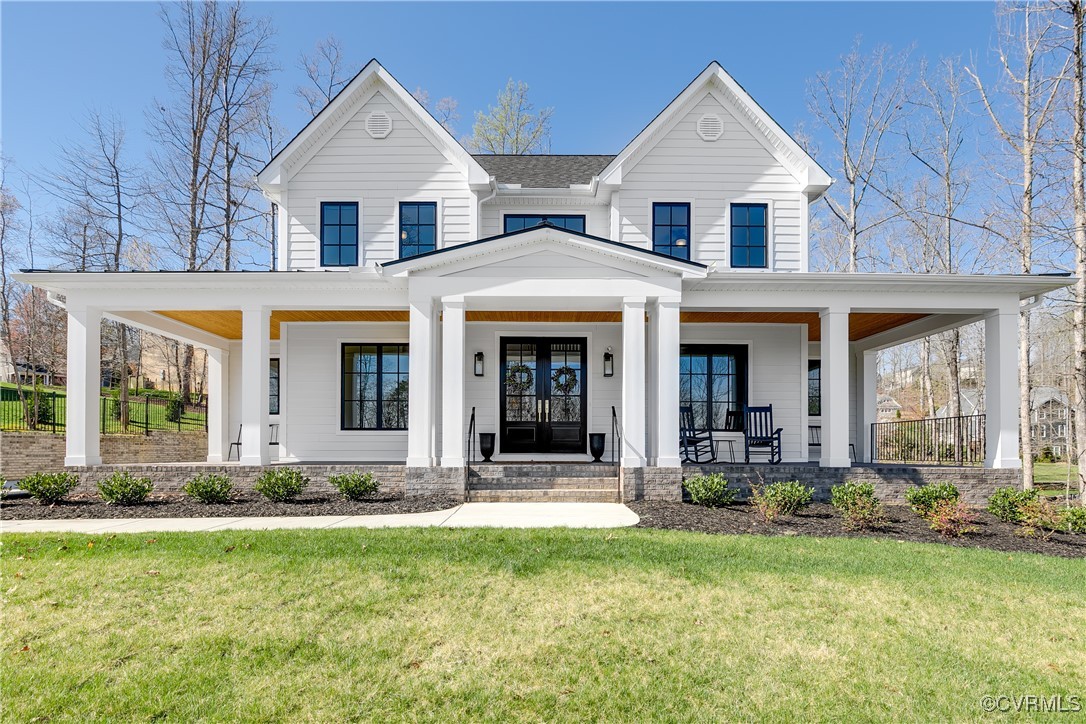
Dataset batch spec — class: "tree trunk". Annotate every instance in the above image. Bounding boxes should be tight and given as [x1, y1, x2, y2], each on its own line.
[1071, 0, 1086, 505]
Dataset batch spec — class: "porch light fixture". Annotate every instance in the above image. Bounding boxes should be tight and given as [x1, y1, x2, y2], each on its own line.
[603, 347, 614, 377]
[474, 351, 485, 377]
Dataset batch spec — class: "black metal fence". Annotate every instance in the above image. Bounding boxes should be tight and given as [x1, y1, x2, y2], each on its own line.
[1, 390, 207, 435]
[870, 414, 985, 466]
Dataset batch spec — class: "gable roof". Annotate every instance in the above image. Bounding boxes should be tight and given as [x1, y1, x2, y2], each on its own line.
[257, 59, 490, 195]
[598, 61, 833, 198]
[473, 155, 615, 188]
[380, 222, 706, 277]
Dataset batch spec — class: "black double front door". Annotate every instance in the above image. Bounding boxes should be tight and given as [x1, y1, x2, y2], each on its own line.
[500, 337, 587, 455]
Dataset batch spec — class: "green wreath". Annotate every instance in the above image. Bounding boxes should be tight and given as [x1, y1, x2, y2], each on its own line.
[505, 363, 534, 394]
[551, 365, 578, 395]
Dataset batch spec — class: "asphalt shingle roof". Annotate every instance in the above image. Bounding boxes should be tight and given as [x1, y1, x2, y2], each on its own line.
[472, 154, 616, 188]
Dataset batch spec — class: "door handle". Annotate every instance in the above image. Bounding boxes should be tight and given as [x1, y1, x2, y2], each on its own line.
[537, 399, 542, 422]
[545, 400, 550, 422]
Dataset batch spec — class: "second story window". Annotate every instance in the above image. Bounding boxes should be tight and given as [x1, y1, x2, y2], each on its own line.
[400, 202, 437, 258]
[504, 215, 586, 233]
[731, 203, 768, 269]
[320, 202, 359, 267]
[652, 202, 690, 259]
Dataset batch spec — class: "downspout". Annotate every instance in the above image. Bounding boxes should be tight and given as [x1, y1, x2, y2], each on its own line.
[477, 177, 498, 238]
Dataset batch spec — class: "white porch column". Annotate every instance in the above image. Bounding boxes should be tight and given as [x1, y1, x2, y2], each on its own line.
[206, 347, 230, 463]
[440, 300, 466, 467]
[407, 298, 436, 466]
[856, 349, 877, 463]
[621, 297, 647, 467]
[64, 304, 102, 466]
[819, 307, 851, 467]
[985, 310, 1022, 468]
[654, 299, 681, 466]
[238, 306, 270, 465]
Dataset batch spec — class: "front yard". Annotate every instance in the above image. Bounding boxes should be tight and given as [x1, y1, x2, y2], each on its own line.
[3, 528, 1083, 721]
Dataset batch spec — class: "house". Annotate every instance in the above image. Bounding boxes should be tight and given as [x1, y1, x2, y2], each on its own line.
[16, 61, 1070, 501]
[935, 390, 983, 419]
[876, 394, 902, 422]
[1030, 386, 1072, 459]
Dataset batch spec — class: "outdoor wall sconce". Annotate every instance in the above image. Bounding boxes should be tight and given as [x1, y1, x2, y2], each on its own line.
[603, 347, 614, 377]
[474, 351, 485, 377]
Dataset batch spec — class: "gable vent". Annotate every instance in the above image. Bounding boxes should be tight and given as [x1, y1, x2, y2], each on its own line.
[365, 111, 392, 139]
[696, 114, 724, 141]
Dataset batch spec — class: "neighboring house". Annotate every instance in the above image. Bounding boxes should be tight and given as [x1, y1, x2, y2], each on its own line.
[935, 390, 983, 419]
[876, 394, 902, 422]
[1030, 386, 1072, 459]
[17, 60, 1069, 499]
[0, 340, 13, 383]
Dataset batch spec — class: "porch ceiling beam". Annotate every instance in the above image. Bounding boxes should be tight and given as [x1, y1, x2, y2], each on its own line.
[105, 311, 232, 350]
[56, 286, 409, 311]
[680, 289, 1019, 314]
[853, 313, 984, 353]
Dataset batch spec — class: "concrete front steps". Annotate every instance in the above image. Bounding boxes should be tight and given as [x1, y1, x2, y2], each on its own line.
[466, 464, 620, 502]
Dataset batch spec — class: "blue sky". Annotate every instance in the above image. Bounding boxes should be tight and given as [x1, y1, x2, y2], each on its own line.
[2, 1, 1004, 179]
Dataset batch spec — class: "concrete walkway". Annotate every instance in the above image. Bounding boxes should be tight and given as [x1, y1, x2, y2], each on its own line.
[0, 502, 639, 534]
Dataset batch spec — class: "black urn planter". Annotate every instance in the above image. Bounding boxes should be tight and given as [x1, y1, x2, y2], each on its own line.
[589, 433, 606, 462]
[478, 433, 496, 462]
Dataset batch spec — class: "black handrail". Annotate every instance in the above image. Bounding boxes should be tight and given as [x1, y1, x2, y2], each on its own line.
[870, 414, 985, 466]
[611, 405, 623, 465]
[466, 406, 476, 466]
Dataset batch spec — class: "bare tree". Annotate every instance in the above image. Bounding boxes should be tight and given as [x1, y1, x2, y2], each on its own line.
[807, 40, 910, 272]
[467, 79, 553, 155]
[296, 35, 353, 116]
[213, 1, 275, 271]
[967, 2, 1066, 488]
[413, 87, 460, 134]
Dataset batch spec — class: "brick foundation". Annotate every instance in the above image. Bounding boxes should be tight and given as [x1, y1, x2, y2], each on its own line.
[680, 464, 1021, 505]
[405, 466, 466, 498]
[1, 431, 208, 481]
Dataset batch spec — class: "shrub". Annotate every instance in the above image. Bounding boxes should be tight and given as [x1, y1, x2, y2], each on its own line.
[987, 487, 1038, 524]
[905, 482, 960, 519]
[1062, 506, 1086, 534]
[97, 472, 153, 506]
[684, 473, 737, 508]
[182, 473, 234, 504]
[254, 468, 309, 502]
[928, 500, 978, 539]
[750, 480, 813, 522]
[164, 395, 183, 423]
[329, 471, 379, 501]
[1015, 498, 1064, 541]
[19, 472, 79, 504]
[830, 481, 888, 531]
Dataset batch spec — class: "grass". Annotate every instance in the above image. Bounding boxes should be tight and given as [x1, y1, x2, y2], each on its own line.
[3, 528, 1083, 721]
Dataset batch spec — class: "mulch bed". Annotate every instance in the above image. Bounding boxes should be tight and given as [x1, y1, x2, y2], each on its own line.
[0, 493, 459, 521]
[628, 501, 1086, 559]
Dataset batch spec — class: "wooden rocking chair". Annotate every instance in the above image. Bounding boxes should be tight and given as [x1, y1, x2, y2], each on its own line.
[680, 406, 716, 463]
[743, 404, 783, 464]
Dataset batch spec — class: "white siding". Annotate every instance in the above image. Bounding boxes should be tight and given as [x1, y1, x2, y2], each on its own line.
[480, 202, 610, 238]
[284, 91, 473, 269]
[282, 322, 410, 462]
[617, 93, 807, 271]
[681, 324, 806, 462]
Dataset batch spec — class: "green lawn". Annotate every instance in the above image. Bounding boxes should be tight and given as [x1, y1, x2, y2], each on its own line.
[1, 384, 205, 433]
[3, 528, 1083, 721]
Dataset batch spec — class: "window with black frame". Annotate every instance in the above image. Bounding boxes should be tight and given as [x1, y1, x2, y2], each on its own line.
[679, 345, 748, 431]
[808, 360, 821, 416]
[320, 202, 358, 267]
[269, 358, 280, 415]
[503, 214, 586, 233]
[399, 202, 437, 258]
[652, 202, 690, 259]
[730, 202, 768, 268]
[341, 344, 409, 430]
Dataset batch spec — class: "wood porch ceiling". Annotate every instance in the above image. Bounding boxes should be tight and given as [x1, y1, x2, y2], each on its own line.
[152, 309, 928, 342]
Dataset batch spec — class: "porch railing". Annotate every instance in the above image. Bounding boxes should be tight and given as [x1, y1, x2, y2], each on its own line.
[611, 406, 622, 465]
[0, 392, 207, 436]
[466, 406, 476, 465]
[870, 414, 985, 466]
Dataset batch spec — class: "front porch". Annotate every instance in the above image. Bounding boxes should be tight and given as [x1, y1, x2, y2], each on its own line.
[16, 226, 1068, 502]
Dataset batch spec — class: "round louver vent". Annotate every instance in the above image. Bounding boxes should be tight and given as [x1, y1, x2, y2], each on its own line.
[697, 114, 724, 141]
[365, 111, 392, 139]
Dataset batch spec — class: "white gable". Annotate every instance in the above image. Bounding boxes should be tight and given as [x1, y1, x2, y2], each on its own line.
[443, 250, 649, 279]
